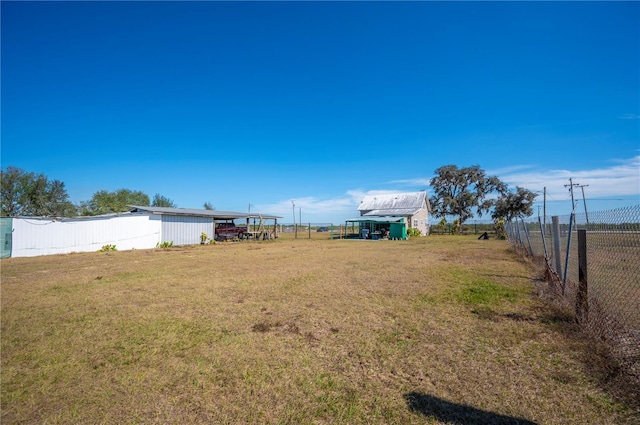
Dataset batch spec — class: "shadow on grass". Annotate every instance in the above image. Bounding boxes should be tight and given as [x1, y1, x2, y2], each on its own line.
[404, 392, 537, 425]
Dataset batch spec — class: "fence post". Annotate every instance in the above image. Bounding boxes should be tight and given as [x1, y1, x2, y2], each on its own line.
[538, 216, 549, 262]
[552, 216, 563, 282]
[308, 223, 311, 239]
[576, 229, 588, 324]
[521, 218, 534, 255]
[563, 212, 575, 292]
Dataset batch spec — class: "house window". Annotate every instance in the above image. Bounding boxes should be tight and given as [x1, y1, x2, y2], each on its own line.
[413, 219, 418, 227]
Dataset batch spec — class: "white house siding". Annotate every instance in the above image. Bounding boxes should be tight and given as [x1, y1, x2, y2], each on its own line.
[161, 215, 213, 246]
[410, 209, 430, 235]
[10, 214, 161, 257]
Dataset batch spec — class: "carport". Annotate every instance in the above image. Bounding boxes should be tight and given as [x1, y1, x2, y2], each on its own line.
[344, 216, 407, 240]
[129, 206, 281, 244]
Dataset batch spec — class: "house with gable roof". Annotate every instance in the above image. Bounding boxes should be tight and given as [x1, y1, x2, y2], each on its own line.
[346, 191, 430, 239]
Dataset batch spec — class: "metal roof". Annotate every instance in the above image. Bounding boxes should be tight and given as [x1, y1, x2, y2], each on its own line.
[357, 191, 429, 213]
[128, 206, 281, 220]
[363, 208, 420, 216]
[345, 216, 404, 223]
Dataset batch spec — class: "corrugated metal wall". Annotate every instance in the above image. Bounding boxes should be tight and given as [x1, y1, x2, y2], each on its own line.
[161, 215, 214, 246]
[10, 214, 162, 257]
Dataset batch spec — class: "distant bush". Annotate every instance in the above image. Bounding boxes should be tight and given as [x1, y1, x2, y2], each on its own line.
[99, 244, 116, 252]
[451, 219, 461, 235]
[494, 218, 507, 240]
[407, 228, 421, 237]
[156, 241, 174, 249]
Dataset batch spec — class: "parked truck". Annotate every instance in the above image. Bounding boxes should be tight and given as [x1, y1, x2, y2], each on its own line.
[215, 222, 248, 241]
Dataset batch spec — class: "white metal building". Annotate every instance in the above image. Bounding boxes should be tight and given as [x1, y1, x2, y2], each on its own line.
[5, 214, 161, 258]
[1, 207, 281, 258]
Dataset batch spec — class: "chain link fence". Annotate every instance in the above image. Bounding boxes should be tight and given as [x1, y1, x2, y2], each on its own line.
[277, 223, 348, 239]
[506, 205, 640, 384]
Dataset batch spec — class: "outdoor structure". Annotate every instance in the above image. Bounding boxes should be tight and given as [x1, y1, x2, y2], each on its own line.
[0, 207, 281, 258]
[345, 191, 430, 240]
[129, 206, 280, 244]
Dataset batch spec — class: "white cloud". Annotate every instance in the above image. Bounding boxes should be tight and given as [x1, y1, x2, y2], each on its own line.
[486, 164, 537, 176]
[389, 177, 431, 186]
[619, 113, 640, 120]
[256, 195, 359, 223]
[256, 156, 639, 223]
[498, 156, 640, 200]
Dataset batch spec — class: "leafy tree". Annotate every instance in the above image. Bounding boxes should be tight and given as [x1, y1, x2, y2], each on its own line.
[152, 193, 176, 208]
[203, 202, 214, 210]
[80, 189, 150, 216]
[1, 166, 76, 216]
[429, 164, 506, 226]
[492, 186, 538, 221]
[1, 166, 25, 216]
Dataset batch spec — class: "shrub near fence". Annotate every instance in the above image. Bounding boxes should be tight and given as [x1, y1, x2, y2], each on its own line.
[507, 205, 640, 387]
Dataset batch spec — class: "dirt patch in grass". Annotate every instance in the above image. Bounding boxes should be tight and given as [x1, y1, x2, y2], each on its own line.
[2, 236, 638, 424]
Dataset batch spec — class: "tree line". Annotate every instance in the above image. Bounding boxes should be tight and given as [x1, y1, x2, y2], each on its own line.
[1, 164, 536, 221]
[0, 166, 190, 217]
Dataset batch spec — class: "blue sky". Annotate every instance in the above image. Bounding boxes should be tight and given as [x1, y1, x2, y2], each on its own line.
[2, 1, 639, 224]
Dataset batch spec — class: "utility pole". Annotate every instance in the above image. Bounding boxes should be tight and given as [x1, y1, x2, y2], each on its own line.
[577, 184, 590, 224]
[292, 200, 297, 239]
[564, 178, 579, 213]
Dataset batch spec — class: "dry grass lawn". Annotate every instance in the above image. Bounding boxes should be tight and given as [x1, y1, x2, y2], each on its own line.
[1, 235, 638, 424]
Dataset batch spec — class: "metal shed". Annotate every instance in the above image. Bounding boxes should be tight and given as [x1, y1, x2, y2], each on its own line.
[1, 207, 282, 258]
[345, 216, 406, 240]
[129, 206, 281, 245]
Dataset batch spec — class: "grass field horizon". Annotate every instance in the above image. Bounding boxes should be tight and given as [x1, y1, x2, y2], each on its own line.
[2, 236, 637, 424]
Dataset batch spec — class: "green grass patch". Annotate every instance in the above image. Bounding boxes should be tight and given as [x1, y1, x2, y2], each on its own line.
[456, 277, 518, 305]
[441, 267, 526, 307]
